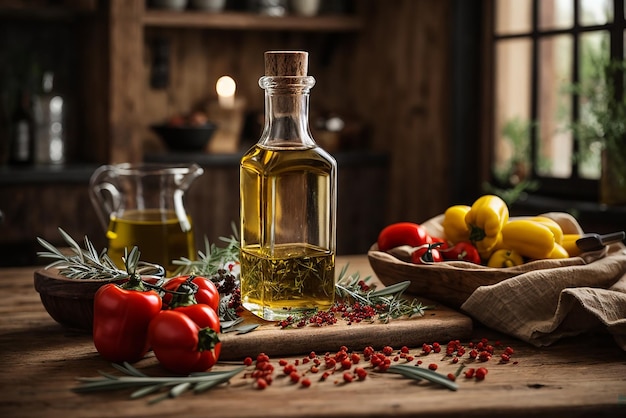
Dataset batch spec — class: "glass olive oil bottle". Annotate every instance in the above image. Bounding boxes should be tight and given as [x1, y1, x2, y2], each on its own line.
[240, 51, 337, 320]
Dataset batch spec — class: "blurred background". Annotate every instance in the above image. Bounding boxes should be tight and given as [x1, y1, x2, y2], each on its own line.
[1, 0, 625, 266]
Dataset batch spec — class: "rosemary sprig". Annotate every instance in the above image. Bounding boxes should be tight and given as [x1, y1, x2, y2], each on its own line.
[385, 364, 459, 391]
[335, 265, 433, 322]
[171, 225, 242, 322]
[172, 223, 240, 277]
[37, 228, 130, 280]
[73, 362, 245, 404]
[37, 228, 164, 280]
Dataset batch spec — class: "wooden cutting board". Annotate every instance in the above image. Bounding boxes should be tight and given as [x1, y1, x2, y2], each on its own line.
[219, 304, 472, 360]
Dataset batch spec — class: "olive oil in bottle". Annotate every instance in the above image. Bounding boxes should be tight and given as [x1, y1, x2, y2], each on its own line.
[240, 51, 337, 320]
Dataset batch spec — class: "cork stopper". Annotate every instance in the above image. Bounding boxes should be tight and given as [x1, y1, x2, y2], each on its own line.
[264, 51, 309, 77]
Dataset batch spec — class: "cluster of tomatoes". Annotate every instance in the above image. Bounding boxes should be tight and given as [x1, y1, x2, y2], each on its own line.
[92, 274, 222, 375]
[377, 222, 481, 265]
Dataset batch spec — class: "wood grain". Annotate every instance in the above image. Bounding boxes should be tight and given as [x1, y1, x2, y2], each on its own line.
[1, 259, 626, 417]
[219, 304, 472, 361]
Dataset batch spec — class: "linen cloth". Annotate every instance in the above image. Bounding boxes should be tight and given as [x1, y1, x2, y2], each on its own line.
[458, 213, 626, 350]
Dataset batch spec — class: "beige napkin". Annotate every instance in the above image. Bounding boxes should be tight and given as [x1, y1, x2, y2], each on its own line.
[460, 244, 626, 350]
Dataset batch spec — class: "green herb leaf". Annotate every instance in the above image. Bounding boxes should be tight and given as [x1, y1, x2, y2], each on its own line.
[130, 384, 165, 399]
[235, 324, 260, 334]
[335, 269, 433, 323]
[172, 224, 240, 277]
[36, 228, 134, 280]
[73, 365, 245, 403]
[386, 364, 458, 391]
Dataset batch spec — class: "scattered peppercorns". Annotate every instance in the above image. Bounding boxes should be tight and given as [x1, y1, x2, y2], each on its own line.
[241, 338, 517, 389]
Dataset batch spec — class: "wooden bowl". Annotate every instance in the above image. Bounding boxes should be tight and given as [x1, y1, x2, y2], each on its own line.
[368, 212, 587, 309]
[33, 268, 126, 331]
[369, 248, 525, 308]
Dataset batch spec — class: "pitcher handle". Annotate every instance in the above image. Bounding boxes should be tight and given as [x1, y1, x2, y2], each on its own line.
[181, 163, 204, 190]
[89, 165, 122, 232]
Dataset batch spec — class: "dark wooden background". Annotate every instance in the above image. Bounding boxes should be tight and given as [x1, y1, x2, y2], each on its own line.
[0, 0, 477, 265]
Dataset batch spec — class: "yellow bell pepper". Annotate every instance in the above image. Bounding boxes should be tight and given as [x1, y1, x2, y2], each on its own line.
[561, 234, 582, 257]
[465, 195, 509, 259]
[527, 216, 564, 244]
[487, 249, 524, 268]
[544, 243, 569, 259]
[501, 219, 555, 259]
[442, 205, 471, 244]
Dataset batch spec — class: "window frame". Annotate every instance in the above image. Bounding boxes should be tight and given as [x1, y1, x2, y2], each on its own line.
[484, 0, 626, 202]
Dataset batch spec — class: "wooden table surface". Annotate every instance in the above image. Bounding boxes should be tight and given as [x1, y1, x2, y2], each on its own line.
[1, 255, 625, 418]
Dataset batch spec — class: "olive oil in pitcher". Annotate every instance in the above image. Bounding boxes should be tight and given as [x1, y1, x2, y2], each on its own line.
[106, 209, 195, 275]
[89, 163, 203, 275]
[240, 51, 337, 320]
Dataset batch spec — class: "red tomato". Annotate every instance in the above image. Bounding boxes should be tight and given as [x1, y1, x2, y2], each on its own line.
[442, 241, 482, 264]
[148, 304, 222, 374]
[162, 275, 220, 312]
[377, 222, 432, 251]
[93, 280, 162, 363]
[411, 243, 444, 264]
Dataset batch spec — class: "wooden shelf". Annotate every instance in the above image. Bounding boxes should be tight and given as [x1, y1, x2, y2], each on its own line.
[142, 11, 363, 32]
[0, 0, 96, 19]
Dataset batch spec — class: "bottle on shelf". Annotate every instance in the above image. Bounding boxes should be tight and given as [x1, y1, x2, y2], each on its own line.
[9, 90, 35, 165]
[33, 72, 65, 165]
[239, 51, 338, 320]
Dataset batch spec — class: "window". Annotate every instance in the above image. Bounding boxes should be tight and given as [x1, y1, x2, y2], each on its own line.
[490, 0, 625, 201]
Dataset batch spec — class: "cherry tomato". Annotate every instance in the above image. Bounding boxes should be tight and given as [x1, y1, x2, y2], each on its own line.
[442, 241, 482, 264]
[377, 222, 432, 252]
[162, 275, 219, 312]
[411, 243, 444, 264]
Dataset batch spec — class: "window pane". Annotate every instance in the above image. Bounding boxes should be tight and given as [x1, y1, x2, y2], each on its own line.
[577, 31, 610, 179]
[493, 39, 532, 184]
[496, 0, 532, 35]
[539, 0, 574, 31]
[579, 0, 613, 26]
[537, 35, 573, 178]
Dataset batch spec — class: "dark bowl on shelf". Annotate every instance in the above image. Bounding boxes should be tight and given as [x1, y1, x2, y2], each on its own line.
[151, 123, 218, 152]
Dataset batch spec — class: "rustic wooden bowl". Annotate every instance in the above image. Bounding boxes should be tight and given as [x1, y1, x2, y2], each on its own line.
[368, 212, 587, 309]
[33, 268, 126, 332]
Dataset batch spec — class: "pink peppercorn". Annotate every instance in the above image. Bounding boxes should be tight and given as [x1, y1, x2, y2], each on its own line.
[475, 367, 488, 380]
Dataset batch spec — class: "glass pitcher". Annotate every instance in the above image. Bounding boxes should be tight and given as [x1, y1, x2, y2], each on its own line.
[89, 163, 203, 275]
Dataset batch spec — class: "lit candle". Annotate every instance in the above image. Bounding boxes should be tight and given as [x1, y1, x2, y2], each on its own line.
[216, 75, 236, 109]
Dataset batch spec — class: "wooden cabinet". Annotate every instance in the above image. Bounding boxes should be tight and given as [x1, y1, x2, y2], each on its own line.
[100, 0, 453, 229]
[1, 0, 456, 265]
